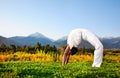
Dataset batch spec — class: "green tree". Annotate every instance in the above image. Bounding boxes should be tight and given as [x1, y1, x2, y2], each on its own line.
[10, 44, 16, 52]
[27, 46, 36, 54]
[23, 45, 27, 52]
[51, 45, 58, 62]
[35, 42, 41, 51]
[16, 46, 22, 52]
[0, 43, 7, 52]
[45, 44, 50, 54]
[52, 45, 57, 52]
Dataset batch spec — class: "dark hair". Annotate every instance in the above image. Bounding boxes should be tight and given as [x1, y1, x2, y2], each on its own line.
[71, 47, 78, 55]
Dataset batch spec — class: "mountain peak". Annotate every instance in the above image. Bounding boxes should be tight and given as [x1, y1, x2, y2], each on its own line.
[57, 36, 67, 41]
[29, 32, 45, 38]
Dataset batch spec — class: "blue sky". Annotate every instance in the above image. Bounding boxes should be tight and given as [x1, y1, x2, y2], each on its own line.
[0, 0, 120, 40]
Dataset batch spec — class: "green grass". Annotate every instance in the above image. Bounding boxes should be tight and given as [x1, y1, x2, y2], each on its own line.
[0, 61, 120, 78]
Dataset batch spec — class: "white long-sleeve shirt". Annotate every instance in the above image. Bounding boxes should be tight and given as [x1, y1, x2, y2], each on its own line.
[67, 29, 103, 49]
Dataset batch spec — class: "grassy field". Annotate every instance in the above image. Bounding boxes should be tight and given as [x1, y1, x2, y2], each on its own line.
[0, 51, 120, 78]
[0, 61, 120, 78]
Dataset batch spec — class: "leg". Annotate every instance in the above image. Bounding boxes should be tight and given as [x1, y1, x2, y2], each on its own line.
[92, 45, 103, 67]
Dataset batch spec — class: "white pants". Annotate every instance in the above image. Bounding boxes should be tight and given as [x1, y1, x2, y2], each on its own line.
[92, 45, 103, 67]
[82, 30, 103, 67]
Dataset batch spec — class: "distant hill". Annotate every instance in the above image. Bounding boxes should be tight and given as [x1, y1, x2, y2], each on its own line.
[100, 37, 120, 49]
[10, 32, 53, 46]
[54, 36, 67, 47]
[0, 36, 20, 46]
[0, 33, 120, 49]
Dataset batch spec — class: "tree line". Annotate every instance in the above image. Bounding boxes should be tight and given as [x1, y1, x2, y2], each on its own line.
[0, 42, 60, 54]
[0, 42, 94, 55]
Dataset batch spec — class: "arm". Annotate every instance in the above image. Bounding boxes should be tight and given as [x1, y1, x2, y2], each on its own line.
[62, 45, 71, 66]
